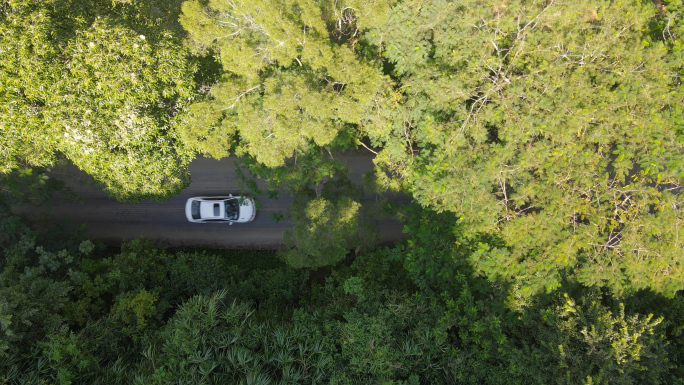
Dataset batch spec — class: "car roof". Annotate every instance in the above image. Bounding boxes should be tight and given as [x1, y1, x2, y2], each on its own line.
[199, 201, 224, 219]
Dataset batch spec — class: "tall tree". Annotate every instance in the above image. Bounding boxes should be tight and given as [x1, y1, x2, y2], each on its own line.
[0, 0, 197, 201]
[368, 0, 684, 296]
[179, 0, 394, 166]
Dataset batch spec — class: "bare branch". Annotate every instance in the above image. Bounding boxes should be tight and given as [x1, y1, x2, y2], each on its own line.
[357, 140, 378, 155]
[222, 85, 261, 110]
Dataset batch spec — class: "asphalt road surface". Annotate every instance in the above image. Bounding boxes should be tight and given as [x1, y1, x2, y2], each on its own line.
[43, 151, 408, 248]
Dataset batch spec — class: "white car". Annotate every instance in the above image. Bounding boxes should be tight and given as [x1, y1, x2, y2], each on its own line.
[185, 195, 256, 224]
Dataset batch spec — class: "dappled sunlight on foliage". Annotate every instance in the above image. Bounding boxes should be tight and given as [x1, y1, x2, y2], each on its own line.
[178, 0, 394, 166]
[1, 0, 684, 382]
[367, 0, 684, 297]
[0, 0, 197, 201]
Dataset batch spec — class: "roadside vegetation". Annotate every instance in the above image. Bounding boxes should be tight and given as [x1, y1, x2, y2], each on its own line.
[1, 0, 683, 383]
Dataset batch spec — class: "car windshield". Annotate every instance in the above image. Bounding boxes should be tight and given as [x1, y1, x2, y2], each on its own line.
[225, 199, 239, 220]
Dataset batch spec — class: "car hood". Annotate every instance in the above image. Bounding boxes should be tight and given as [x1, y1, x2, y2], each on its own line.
[237, 198, 255, 222]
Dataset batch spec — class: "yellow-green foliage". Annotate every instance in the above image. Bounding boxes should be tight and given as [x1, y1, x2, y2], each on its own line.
[177, 101, 236, 159]
[0, 8, 59, 173]
[283, 196, 361, 268]
[0, 1, 197, 201]
[369, 0, 684, 296]
[110, 289, 159, 330]
[179, 0, 394, 166]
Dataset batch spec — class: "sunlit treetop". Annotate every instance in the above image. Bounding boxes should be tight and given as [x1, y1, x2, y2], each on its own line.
[179, 0, 394, 166]
[0, 0, 197, 201]
[367, 0, 684, 296]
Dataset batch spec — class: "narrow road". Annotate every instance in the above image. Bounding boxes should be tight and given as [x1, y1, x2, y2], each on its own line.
[44, 152, 407, 248]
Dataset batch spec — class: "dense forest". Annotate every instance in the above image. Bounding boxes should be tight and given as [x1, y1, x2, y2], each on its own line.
[1, 0, 683, 383]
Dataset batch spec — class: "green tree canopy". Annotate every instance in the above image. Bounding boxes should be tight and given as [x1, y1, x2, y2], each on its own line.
[0, 0, 197, 201]
[368, 0, 684, 296]
[179, 0, 394, 166]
